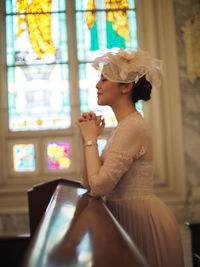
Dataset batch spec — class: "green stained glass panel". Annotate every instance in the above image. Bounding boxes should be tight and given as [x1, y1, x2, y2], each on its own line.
[76, 1, 137, 61]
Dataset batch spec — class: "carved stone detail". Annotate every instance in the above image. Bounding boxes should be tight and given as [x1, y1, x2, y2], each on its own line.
[182, 11, 200, 83]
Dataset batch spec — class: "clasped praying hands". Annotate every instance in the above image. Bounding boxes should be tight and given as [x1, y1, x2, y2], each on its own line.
[75, 111, 105, 141]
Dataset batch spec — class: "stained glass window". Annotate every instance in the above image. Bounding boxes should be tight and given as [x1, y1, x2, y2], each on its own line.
[13, 144, 35, 171]
[4, 0, 140, 177]
[5, 0, 70, 131]
[97, 139, 107, 156]
[76, 0, 141, 127]
[47, 142, 71, 170]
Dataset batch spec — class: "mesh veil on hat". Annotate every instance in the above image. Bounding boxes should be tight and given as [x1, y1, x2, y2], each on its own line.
[92, 48, 163, 88]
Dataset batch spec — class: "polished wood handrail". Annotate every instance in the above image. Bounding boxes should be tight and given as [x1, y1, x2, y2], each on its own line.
[22, 179, 149, 267]
[28, 178, 83, 236]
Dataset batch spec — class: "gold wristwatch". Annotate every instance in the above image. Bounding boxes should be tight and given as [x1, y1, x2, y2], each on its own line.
[84, 140, 97, 147]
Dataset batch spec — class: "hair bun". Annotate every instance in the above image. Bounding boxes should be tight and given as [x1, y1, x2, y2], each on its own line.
[131, 76, 152, 103]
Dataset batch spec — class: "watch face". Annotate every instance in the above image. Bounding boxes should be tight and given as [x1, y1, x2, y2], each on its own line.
[85, 140, 97, 146]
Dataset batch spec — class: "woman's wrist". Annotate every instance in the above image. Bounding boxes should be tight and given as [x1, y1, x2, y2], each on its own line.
[81, 136, 97, 144]
[84, 140, 98, 147]
[83, 136, 97, 142]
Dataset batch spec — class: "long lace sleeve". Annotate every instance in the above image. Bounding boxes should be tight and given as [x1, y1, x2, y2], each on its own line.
[87, 117, 148, 197]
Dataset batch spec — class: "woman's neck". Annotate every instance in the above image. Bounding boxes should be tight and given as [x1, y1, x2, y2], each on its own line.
[111, 102, 137, 123]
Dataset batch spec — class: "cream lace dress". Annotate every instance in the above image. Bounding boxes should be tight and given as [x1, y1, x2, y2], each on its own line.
[83, 112, 184, 267]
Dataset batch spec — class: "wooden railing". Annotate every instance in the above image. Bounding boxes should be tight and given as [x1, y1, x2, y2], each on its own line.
[21, 179, 149, 267]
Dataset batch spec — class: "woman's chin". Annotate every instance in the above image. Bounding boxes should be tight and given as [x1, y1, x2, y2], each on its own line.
[97, 99, 105, 106]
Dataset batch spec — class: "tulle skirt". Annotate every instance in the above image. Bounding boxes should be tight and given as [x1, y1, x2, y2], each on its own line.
[106, 196, 185, 267]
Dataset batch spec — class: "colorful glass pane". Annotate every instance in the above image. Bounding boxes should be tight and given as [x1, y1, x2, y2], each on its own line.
[13, 144, 35, 171]
[6, 0, 70, 131]
[6, 7, 68, 65]
[76, 0, 137, 61]
[5, 0, 66, 14]
[47, 142, 71, 170]
[7, 65, 70, 131]
[76, 0, 135, 10]
[77, 0, 141, 127]
[97, 139, 107, 156]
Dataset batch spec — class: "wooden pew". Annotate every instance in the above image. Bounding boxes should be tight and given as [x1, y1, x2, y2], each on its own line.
[27, 178, 79, 236]
[185, 221, 200, 267]
[22, 179, 149, 267]
[0, 179, 75, 267]
[0, 234, 30, 267]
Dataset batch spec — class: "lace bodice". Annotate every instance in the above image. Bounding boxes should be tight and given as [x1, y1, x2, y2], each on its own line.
[83, 112, 155, 200]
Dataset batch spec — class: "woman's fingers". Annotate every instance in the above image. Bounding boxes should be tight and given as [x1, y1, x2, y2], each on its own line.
[100, 118, 105, 128]
[77, 111, 101, 125]
[77, 111, 97, 123]
[81, 113, 89, 120]
[95, 115, 102, 125]
[81, 112, 96, 120]
[78, 117, 86, 123]
[98, 118, 105, 135]
[89, 111, 97, 120]
[77, 113, 90, 122]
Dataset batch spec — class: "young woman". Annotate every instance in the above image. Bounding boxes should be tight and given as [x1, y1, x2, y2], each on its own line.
[76, 48, 184, 267]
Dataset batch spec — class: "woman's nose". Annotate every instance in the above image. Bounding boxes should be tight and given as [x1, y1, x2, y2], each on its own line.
[96, 80, 100, 89]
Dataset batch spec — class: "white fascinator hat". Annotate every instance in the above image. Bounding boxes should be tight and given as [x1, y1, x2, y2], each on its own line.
[92, 48, 163, 89]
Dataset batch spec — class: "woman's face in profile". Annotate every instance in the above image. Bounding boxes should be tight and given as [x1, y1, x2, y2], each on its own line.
[96, 75, 123, 106]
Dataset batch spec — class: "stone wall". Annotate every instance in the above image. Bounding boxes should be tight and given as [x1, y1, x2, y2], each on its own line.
[172, 0, 200, 222]
[0, 213, 29, 235]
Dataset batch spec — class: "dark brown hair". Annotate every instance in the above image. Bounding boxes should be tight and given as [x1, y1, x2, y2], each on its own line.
[131, 76, 152, 103]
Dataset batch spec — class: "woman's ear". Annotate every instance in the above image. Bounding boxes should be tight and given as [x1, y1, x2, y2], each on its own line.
[121, 82, 133, 94]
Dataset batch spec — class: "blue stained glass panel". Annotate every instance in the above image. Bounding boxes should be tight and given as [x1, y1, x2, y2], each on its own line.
[13, 144, 35, 171]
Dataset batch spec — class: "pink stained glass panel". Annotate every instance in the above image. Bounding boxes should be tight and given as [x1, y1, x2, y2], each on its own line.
[47, 142, 71, 170]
